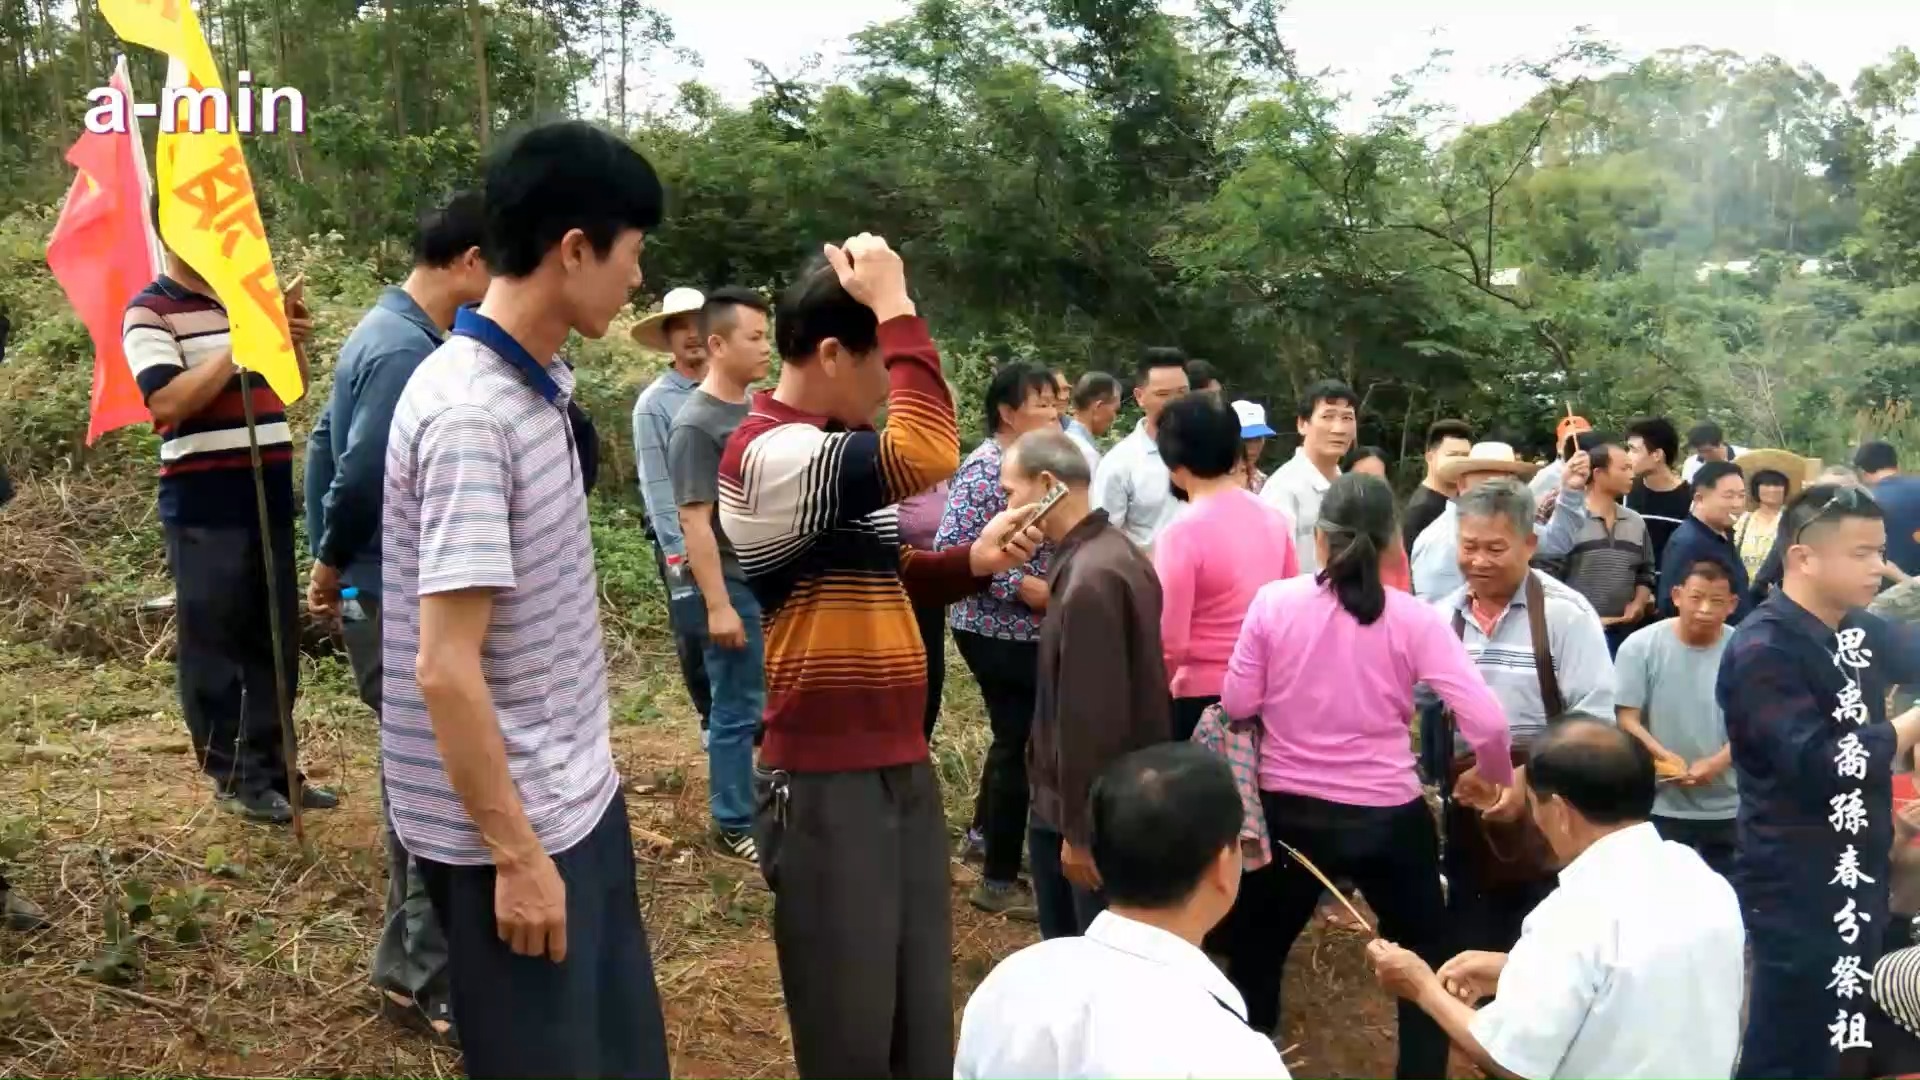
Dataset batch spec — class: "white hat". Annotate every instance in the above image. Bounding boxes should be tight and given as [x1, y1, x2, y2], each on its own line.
[1436, 441, 1542, 486]
[629, 287, 705, 352]
[1231, 400, 1276, 439]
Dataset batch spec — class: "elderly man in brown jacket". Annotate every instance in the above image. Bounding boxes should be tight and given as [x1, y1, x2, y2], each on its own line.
[1001, 428, 1172, 940]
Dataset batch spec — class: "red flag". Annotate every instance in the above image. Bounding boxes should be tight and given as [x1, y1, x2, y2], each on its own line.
[46, 63, 157, 445]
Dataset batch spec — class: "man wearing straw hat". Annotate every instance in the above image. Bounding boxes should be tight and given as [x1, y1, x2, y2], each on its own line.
[1408, 441, 1589, 603]
[630, 286, 714, 741]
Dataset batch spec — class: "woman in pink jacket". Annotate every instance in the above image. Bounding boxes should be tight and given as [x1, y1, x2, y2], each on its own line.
[1215, 472, 1513, 1077]
[1152, 396, 1299, 741]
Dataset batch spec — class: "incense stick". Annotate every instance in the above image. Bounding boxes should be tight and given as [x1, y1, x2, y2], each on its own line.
[1272, 838, 1374, 936]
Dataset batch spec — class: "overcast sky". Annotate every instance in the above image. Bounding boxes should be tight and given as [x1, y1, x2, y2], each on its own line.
[642, 0, 1920, 131]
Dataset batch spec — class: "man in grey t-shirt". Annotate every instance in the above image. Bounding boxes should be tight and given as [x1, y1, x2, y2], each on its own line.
[1614, 555, 1740, 877]
[667, 287, 772, 862]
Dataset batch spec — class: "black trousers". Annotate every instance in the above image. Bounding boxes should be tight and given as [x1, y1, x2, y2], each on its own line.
[1172, 695, 1220, 743]
[914, 602, 946, 742]
[1222, 791, 1451, 1079]
[340, 597, 451, 1008]
[1443, 841, 1557, 957]
[417, 792, 669, 1079]
[649, 535, 711, 727]
[953, 630, 1040, 884]
[163, 520, 298, 798]
[1652, 815, 1736, 880]
[1028, 825, 1105, 940]
[755, 763, 952, 1078]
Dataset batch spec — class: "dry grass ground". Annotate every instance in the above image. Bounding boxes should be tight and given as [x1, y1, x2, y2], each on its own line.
[0, 633, 1411, 1079]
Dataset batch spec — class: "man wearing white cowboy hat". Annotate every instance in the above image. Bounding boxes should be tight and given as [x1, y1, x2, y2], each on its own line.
[631, 286, 714, 738]
[1409, 441, 1590, 602]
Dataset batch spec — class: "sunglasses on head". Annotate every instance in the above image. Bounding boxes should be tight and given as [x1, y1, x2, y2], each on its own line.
[1792, 485, 1878, 546]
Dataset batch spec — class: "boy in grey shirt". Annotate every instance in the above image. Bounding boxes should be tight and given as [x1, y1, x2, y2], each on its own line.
[1614, 554, 1740, 876]
[666, 287, 773, 861]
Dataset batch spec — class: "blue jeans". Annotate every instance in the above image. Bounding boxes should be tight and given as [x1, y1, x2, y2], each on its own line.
[702, 579, 764, 833]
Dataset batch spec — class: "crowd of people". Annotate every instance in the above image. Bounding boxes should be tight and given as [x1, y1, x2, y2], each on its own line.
[20, 115, 1920, 1078]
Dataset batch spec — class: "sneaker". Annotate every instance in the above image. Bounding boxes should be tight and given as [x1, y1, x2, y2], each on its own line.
[712, 826, 758, 863]
[960, 828, 986, 864]
[296, 785, 340, 810]
[968, 880, 1038, 922]
[221, 788, 294, 824]
[0, 888, 50, 932]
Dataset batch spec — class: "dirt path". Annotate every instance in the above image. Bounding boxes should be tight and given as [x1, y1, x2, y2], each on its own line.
[0, 641, 1402, 1078]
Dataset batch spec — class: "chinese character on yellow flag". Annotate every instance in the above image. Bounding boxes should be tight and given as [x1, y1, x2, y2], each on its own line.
[96, 0, 303, 404]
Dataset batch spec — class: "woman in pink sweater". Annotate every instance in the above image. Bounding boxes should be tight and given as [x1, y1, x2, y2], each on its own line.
[1214, 472, 1513, 1075]
[1152, 397, 1300, 741]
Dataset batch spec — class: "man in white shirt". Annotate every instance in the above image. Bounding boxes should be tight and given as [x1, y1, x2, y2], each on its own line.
[1064, 371, 1121, 474]
[1093, 348, 1189, 550]
[956, 743, 1289, 1080]
[1258, 378, 1353, 575]
[1370, 718, 1744, 1080]
[1680, 421, 1747, 483]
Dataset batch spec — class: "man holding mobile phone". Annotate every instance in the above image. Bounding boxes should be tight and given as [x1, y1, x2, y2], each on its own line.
[1004, 427, 1170, 939]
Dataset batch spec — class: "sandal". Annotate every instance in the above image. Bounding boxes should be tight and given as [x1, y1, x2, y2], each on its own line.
[381, 989, 459, 1046]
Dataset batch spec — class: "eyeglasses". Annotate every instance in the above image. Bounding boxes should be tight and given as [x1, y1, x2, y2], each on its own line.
[1792, 485, 1878, 546]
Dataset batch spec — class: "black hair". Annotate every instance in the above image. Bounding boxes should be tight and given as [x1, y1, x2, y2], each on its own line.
[1625, 417, 1680, 470]
[1296, 378, 1358, 422]
[1856, 440, 1899, 475]
[982, 362, 1057, 439]
[481, 121, 664, 278]
[1072, 371, 1121, 411]
[1185, 358, 1222, 391]
[1526, 718, 1655, 826]
[1687, 422, 1725, 451]
[412, 190, 487, 268]
[1693, 460, 1745, 496]
[1679, 555, 1735, 587]
[1341, 445, 1389, 471]
[1426, 419, 1473, 452]
[1088, 743, 1244, 910]
[774, 256, 879, 363]
[1317, 472, 1397, 625]
[1156, 395, 1242, 480]
[696, 285, 770, 341]
[1750, 469, 1790, 497]
[1138, 346, 1188, 382]
[1782, 482, 1886, 547]
[1583, 433, 1624, 472]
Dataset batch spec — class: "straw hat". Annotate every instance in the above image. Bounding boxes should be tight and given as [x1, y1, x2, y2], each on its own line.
[629, 287, 705, 353]
[1734, 448, 1818, 501]
[1436, 441, 1542, 487]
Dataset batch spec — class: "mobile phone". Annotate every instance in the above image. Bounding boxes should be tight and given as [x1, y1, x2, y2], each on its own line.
[283, 271, 306, 298]
[1005, 481, 1069, 546]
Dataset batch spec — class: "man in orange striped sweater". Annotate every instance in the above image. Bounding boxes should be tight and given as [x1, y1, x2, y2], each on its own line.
[721, 233, 1044, 1077]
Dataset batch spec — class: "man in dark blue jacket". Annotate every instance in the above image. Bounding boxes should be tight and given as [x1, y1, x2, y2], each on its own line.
[1721, 484, 1920, 1078]
[303, 191, 489, 1042]
[1660, 460, 1755, 625]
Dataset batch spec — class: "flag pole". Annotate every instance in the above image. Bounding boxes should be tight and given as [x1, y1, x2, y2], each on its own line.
[119, 54, 164, 277]
[159, 51, 305, 842]
[239, 367, 305, 845]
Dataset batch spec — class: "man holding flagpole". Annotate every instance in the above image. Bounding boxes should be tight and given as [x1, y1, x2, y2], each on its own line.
[122, 199, 331, 823]
[97, 0, 323, 825]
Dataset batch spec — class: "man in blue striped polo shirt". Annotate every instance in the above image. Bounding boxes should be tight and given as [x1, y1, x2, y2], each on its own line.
[379, 121, 669, 1078]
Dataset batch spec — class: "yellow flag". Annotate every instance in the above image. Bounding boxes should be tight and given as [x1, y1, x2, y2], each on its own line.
[97, 0, 303, 404]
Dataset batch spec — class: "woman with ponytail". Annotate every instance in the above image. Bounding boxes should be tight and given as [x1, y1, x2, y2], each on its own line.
[1213, 472, 1514, 1076]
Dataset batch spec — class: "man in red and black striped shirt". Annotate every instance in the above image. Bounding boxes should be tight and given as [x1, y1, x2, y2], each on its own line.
[122, 234, 335, 823]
